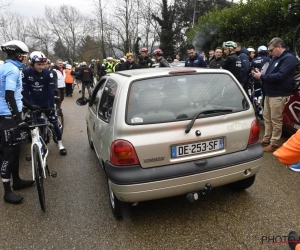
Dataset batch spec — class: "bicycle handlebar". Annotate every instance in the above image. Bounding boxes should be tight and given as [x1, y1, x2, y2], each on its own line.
[28, 123, 48, 130]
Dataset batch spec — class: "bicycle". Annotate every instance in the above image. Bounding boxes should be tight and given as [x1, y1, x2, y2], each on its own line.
[25, 109, 57, 211]
[288, 4, 300, 62]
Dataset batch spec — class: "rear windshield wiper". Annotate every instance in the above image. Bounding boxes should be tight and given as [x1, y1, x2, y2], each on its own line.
[185, 109, 233, 133]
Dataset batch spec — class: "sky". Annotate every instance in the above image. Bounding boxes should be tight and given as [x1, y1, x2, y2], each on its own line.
[7, 0, 95, 17]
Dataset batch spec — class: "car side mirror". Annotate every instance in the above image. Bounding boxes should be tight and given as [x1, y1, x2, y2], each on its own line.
[76, 97, 88, 106]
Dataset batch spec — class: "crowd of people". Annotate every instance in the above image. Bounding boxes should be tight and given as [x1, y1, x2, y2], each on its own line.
[0, 37, 300, 249]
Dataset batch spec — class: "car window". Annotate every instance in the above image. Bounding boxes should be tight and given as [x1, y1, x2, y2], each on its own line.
[126, 73, 249, 125]
[91, 78, 106, 113]
[98, 79, 118, 122]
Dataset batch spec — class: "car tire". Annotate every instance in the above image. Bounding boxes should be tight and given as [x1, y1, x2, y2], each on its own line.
[229, 175, 256, 191]
[108, 179, 130, 220]
[87, 127, 94, 150]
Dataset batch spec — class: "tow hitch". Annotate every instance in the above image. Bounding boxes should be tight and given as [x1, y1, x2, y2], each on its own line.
[186, 183, 212, 202]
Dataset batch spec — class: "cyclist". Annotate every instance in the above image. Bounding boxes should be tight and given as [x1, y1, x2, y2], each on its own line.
[22, 51, 67, 155]
[152, 49, 170, 67]
[139, 47, 153, 68]
[0, 40, 36, 204]
[221, 41, 242, 84]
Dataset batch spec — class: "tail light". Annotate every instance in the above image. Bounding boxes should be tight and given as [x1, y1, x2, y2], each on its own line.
[248, 120, 260, 145]
[110, 140, 139, 166]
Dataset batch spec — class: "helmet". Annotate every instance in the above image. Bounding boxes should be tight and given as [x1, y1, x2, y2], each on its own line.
[258, 45, 268, 53]
[91, 59, 96, 63]
[30, 51, 47, 63]
[222, 41, 237, 49]
[0, 60, 4, 66]
[247, 47, 255, 52]
[1, 40, 29, 54]
[66, 64, 72, 69]
[140, 47, 148, 53]
[120, 58, 126, 62]
[107, 57, 113, 61]
[81, 61, 87, 66]
[152, 49, 163, 56]
[50, 63, 54, 67]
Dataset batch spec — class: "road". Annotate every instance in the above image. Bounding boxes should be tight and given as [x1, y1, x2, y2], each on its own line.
[0, 90, 298, 250]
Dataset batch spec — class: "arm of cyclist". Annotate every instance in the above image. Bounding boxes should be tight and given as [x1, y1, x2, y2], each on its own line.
[5, 90, 28, 129]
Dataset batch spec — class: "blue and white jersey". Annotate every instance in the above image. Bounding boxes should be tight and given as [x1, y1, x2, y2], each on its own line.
[0, 59, 24, 115]
[22, 67, 55, 109]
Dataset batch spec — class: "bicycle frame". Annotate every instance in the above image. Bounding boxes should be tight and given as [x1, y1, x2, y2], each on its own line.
[30, 126, 48, 180]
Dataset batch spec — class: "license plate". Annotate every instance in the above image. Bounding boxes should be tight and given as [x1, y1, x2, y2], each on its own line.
[171, 138, 224, 158]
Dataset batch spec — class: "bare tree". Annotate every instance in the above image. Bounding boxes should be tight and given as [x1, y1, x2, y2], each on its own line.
[92, 0, 108, 60]
[0, 12, 29, 43]
[45, 5, 93, 62]
[26, 17, 53, 56]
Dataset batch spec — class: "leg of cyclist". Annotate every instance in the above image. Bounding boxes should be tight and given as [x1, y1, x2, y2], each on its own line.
[0, 116, 34, 204]
[47, 110, 67, 155]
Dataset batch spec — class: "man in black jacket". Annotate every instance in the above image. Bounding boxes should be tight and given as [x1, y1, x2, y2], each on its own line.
[75, 62, 93, 99]
[222, 41, 242, 83]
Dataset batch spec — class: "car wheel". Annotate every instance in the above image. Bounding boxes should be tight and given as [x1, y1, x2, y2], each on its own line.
[108, 179, 130, 220]
[87, 127, 94, 150]
[229, 175, 256, 191]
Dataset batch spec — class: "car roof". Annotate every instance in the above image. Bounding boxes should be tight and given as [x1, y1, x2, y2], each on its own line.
[110, 67, 226, 80]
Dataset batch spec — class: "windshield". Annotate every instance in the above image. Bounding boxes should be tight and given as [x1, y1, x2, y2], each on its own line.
[126, 73, 249, 125]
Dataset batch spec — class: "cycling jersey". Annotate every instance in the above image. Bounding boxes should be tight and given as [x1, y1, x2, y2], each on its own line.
[22, 67, 55, 109]
[0, 59, 24, 115]
[252, 55, 270, 70]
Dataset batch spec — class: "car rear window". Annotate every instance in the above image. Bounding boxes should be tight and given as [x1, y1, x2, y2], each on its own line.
[126, 73, 249, 124]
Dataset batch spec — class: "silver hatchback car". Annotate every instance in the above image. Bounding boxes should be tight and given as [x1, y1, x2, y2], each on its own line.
[83, 67, 263, 219]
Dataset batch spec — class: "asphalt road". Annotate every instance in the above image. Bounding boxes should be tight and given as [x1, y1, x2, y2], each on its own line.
[0, 90, 298, 250]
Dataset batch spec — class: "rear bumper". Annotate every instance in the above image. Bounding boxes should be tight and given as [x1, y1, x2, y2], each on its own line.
[104, 143, 263, 202]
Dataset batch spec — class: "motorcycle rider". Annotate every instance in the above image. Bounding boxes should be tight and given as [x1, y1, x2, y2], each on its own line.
[152, 49, 170, 67]
[139, 47, 153, 68]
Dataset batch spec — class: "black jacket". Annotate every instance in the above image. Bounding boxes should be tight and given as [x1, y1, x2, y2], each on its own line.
[75, 66, 93, 82]
[222, 53, 242, 83]
[209, 57, 226, 69]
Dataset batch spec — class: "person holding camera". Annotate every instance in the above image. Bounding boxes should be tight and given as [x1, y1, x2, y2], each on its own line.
[252, 37, 297, 152]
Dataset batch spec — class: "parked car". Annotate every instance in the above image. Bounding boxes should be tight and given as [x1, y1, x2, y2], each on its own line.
[81, 67, 263, 219]
[282, 74, 300, 134]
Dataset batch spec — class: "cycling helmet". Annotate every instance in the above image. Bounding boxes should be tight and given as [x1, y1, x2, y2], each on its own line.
[1, 40, 29, 54]
[66, 64, 72, 69]
[152, 49, 163, 56]
[222, 41, 237, 49]
[107, 57, 113, 61]
[247, 47, 255, 52]
[140, 47, 148, 53]
[258, 45, 268, 53]
[30, 51, 47, 63]
[81, 61, 87, 66]
[91, 59, 96, 63]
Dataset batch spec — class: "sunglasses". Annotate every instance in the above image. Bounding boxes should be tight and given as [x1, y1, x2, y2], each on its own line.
[268, 47, 276, 53]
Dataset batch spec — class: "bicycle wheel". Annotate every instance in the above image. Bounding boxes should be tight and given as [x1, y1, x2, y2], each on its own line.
[33, 144, 46, 211]
[293, 23, 300, 62]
